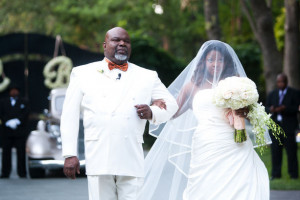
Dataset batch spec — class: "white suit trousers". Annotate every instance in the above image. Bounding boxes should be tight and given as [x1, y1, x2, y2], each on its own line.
[87, 175, 143, 200]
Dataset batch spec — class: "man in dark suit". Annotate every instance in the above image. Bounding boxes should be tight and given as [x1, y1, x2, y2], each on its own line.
[266, 73, 299, 180]
[0, 85, 29, 178]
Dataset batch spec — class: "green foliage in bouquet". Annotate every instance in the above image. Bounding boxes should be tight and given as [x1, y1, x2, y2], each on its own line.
[248, 103, 285, 155]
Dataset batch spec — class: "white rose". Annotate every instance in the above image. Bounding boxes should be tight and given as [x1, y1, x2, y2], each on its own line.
[223, 90, 233, 99]
[241, 91, 249, 99]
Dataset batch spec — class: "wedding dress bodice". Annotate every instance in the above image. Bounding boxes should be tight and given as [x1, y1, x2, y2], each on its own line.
[192, 89, 233, 136]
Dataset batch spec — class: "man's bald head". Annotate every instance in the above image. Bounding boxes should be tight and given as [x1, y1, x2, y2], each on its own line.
[105, 27, 129, 41]
[103, 27, 131, 65]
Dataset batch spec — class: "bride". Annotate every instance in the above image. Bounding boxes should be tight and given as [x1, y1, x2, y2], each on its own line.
[139, 40, 269, 200]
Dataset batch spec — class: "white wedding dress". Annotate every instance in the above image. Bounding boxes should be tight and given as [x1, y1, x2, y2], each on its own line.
[183, 89, 269, 200]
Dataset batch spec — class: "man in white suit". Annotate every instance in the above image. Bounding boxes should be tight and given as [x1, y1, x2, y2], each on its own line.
[60, 27, 178, 200]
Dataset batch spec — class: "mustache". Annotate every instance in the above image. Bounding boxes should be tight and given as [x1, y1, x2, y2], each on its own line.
[115, 46, 128, 54]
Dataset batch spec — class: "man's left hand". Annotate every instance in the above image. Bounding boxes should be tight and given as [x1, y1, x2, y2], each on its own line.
[63, 156, 80, 180]
[135, 104, 152, 120]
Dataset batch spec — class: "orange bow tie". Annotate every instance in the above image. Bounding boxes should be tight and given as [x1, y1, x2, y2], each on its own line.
[105, 58, 128, 72]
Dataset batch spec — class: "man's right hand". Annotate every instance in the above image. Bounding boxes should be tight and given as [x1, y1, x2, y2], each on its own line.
[274, 105, 286, 113]
[63, 156, 80, 179]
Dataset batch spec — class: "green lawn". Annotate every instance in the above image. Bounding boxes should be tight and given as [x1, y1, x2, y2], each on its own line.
[258, 144, 300, 190]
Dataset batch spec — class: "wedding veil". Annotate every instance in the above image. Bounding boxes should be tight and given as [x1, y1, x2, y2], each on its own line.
[139, 40, 270, 200]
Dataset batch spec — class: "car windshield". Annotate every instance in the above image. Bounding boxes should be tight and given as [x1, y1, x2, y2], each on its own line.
[55, 95, 65, 114]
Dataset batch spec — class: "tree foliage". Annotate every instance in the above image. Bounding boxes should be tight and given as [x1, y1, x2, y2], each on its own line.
[0, 0, 256, 62]
[0, 0, 298, 90]
[274, 8, 285, 51]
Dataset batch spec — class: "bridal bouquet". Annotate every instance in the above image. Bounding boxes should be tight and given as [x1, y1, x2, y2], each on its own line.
[213, 76, 284, 153]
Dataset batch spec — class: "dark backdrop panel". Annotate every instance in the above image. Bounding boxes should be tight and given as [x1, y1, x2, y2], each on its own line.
[27, 61, 50, 113]
[0, 34, 25, 55]
[0, 60, 26, 98]
[0, 33, 104, 66]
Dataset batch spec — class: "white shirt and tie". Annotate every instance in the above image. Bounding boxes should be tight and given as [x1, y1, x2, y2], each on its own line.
[277, 88, 287, 122]
[10, 97, 17, 106]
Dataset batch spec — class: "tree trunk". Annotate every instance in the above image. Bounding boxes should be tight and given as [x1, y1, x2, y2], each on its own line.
[241, 0, 283, 94]
[284, 0, 300, 89]
[162, 36, 169, 51]
[204, 0, 222, 40]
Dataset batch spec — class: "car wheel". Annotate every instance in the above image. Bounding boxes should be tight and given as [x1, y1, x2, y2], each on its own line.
[29, 167, 45, 178]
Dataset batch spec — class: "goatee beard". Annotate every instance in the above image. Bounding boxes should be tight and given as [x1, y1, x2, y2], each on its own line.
[115, 53, 128, 61]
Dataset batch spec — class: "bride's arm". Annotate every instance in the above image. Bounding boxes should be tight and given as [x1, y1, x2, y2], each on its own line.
[152, 82, 196, 119]
[151, 99, 167, 110]
[172, 82, 195, 118]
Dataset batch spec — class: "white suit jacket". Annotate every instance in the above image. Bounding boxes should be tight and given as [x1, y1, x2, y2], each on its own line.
[60, 59, 178, 177]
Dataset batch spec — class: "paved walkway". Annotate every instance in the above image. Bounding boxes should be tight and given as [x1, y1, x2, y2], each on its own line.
[0, 149, 299, 200]
[271, 190, 300, 200]
[0, 176, 299, 200]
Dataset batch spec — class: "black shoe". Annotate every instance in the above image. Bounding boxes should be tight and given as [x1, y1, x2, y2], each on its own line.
[270, 176, 281, 180]
[290, 176, 298, 180]
[0, 175, 9, 179]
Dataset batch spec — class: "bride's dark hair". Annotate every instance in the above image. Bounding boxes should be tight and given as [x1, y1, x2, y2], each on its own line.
[191, 41, 236, 85]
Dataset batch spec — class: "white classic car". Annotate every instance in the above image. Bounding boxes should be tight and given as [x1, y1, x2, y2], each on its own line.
[26, 88, 85, 178]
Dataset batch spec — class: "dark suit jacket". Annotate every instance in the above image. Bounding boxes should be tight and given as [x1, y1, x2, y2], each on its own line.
[0, 97, 30, 138]
[266, 87, 299, 134]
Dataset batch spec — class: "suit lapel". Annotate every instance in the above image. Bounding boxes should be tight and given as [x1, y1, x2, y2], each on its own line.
[275, 89, 280, 106]
[7, 97, 15, 108]
[95, 61, 137, 113]
[281, 87, 290, 105]
[96, 60, 114, 81]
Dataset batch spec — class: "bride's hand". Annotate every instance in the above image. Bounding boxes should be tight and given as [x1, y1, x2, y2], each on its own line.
[151, 99, 167, 110]
[235, 107, 249, 118]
